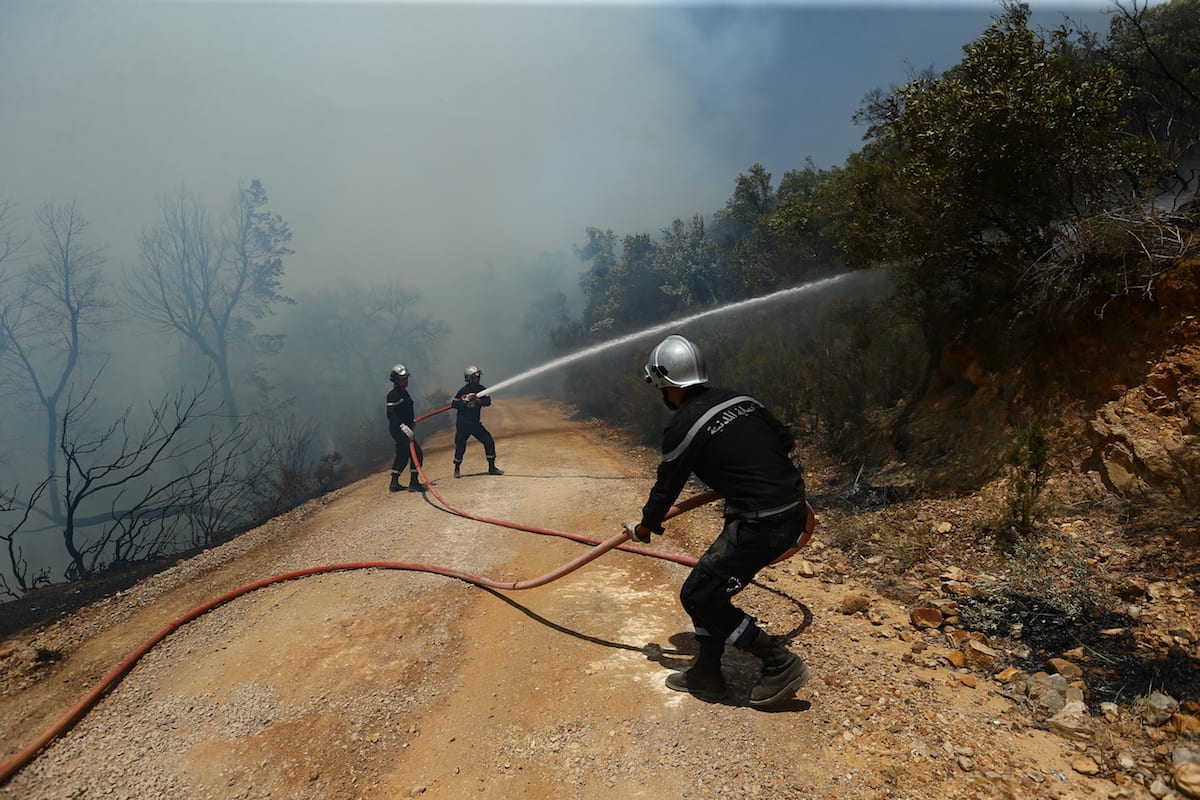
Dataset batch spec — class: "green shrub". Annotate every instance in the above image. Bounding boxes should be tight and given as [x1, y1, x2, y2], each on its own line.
[998, 419, 1050, 552]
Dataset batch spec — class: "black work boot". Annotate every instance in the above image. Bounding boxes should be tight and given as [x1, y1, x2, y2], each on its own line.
[744, 630, 810, 707]
[665, 636, 727, 701]
[487, 459, 504, 476]
[453, 463, 462, 479]
[389, 473, 402, 493]
[408, 473, 426, 493]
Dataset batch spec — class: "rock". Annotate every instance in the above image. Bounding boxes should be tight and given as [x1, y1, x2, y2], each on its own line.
[1172, 714, 1200, 736]
[993, 667, 1022, 684]
[841, 593, 871, 614]
[1113, 577, 1147, 601]
[944, 581, 975, 597]
[942, 649, 966, 668]
[910, 607, 943, 628]
[1037, 688, 1066, 716]
[1047, 657, 1083, 679]
[1070, 756, 1101, 775]
[1046, 700, 1093, 741]
[1143, 691, 1180, 726]
[1028, 671, 1070, 694]
[946, 629, 982, 648]
[1174, 745, 1200, 766]
[962, 640, 1001, 671]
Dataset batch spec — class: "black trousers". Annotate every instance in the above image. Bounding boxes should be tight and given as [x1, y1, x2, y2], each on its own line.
[679, 504, 806, 645]
[391, 436, 424, 475]
[453, 422, 496, 464]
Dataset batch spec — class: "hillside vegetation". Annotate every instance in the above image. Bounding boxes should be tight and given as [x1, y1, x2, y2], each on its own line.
[551, 1, 1199, 504]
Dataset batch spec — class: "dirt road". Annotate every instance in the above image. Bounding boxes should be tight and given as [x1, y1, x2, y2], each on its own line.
[0, 399, 1113, 799]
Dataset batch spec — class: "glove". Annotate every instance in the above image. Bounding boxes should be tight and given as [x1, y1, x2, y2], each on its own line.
[462, 393, 478, 408]
[623, 522, 657, 544]
[400, 424, 414, 440]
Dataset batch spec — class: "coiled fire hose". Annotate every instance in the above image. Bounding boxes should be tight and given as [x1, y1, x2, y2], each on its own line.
[0, 405, 813, 784]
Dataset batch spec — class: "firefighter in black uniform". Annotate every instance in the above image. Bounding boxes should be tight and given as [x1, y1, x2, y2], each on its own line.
[631, 334, 810, 707]
[451, 365, 503, 479]
[386, 364, 426, 493]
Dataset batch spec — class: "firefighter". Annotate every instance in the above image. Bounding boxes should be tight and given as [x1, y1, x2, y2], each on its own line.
[631, 334, 810, 706]
[451, 365, 503, 479]
[386, 364, 426, 493]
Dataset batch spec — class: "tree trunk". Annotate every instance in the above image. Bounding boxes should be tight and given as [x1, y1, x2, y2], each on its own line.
[44, 405, 62, 521]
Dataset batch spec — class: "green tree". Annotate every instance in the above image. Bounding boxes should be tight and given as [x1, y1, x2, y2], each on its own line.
[711, 162, 846, 295]
[656, 215, 722, 307]
[756, 159, 846, 285]
[999, 419, 1051, 551]
[826, 2, 1163, 363]
[712, 163, 776, 247]
[1102, 0, 1200, 205]
[577, 231, 669, 335]
[577, 226, 619, 332]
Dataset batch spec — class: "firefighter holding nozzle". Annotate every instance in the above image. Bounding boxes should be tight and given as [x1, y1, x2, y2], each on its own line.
[451, 365, 504, 479]
[631, 334, 811, 707]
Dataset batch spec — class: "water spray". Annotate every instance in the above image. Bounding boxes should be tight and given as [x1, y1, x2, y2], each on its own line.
[477, 273, 851, 398]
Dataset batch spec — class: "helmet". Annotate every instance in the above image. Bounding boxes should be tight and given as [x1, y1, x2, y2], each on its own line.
[644, 334, 707, 389]
[464, 365, 481, 381]
[390, 364, 409, 381]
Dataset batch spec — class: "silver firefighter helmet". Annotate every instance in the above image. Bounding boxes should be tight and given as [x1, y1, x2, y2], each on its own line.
[390, 364, 410, 381]
[465, 365, 482, 381]
[644, 334, 708, 390]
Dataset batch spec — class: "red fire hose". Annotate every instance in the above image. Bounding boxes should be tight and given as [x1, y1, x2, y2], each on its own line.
[0, 405, 813, 784]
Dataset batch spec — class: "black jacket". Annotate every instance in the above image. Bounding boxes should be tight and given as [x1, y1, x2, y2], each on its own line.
[451, 383, 492, 427]
[387, 385, 416, 441]
[639, 386, 804, 532]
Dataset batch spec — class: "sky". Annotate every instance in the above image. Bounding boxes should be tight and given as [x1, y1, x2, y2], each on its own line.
[1, 0, 1116, 387]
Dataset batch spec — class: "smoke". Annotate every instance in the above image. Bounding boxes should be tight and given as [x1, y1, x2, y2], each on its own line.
[0, 0, 1114, 587]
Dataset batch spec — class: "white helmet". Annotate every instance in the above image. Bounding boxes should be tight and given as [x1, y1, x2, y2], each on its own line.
[644, 334, 707, 389]
[390, 364, 409, 381]
[465, 365, 481, 380]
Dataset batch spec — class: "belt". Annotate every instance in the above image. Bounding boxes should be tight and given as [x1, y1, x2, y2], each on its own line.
[728, 499, 803, 521]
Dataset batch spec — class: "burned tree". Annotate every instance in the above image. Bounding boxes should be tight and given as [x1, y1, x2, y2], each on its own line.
[4, 370, 259, 582]
[0, 199, 111, 521]
[127, 180, 293, 424]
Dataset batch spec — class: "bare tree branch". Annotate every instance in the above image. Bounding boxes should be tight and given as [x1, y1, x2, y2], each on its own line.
[126, 181, 293, 423]
[47, 369, 257, 579]
[0, 477, 52, 598]
[0, 199, 110, 521]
